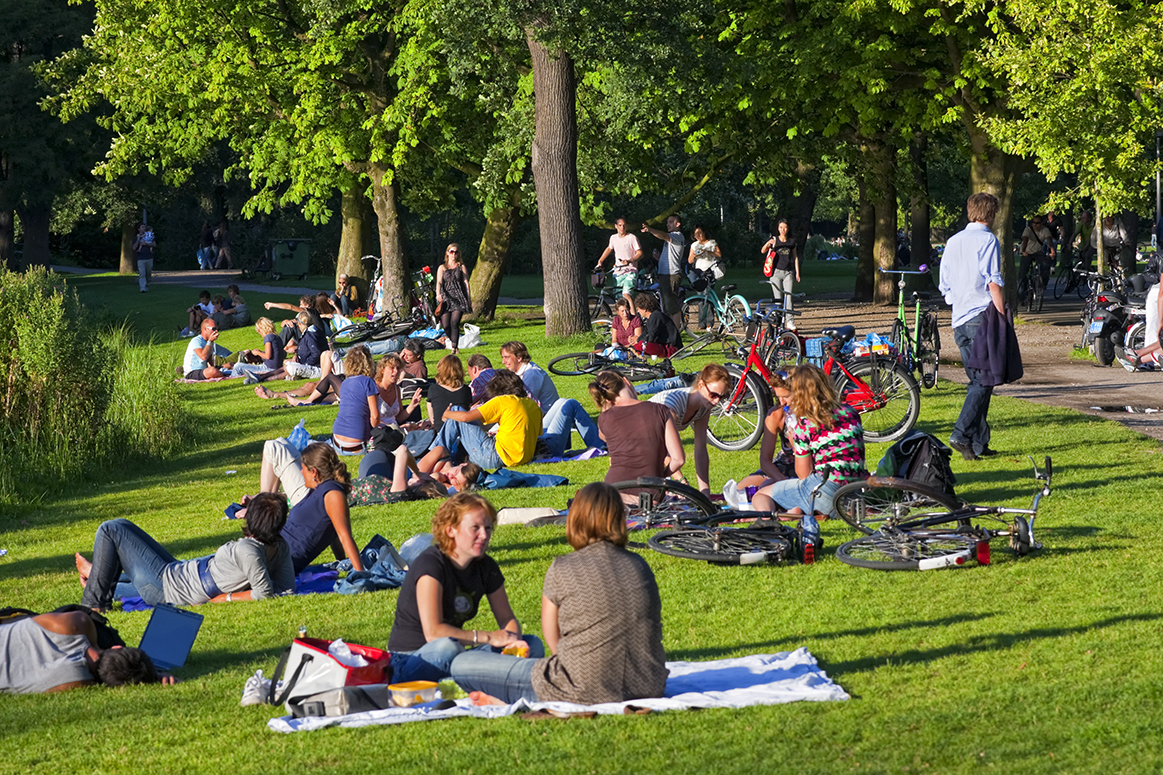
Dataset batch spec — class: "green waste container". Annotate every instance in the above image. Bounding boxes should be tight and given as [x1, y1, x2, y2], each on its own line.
[270, 239, 311, 280]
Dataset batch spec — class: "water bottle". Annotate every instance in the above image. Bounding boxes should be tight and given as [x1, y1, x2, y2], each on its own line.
[288, 419, 310, 452]
[298, 625, 307, 640]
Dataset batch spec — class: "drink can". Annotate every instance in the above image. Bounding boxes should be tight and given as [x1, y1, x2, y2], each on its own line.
[745, 485, 759, 502]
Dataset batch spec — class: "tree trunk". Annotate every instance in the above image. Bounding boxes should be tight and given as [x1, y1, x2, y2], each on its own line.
[0, 208, 13, 271]
[788, 161, 820, 257]
[966, 124, 1024, 302]
[469, 195, 521, 322]
[119, 221, 136, 274]
[853, 183, 876, 302]
[337, 181, 377, 309]
[909, 136, 931, 270]
[868, 144, 897, 304]
[1122, 210, 1139, 272]
[526, 30, 587, 337]
[367, 167, 409, 317]
[16, 202, 51, 268]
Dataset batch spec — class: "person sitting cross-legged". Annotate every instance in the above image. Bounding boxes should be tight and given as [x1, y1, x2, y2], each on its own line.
[450, 482, 667, 706]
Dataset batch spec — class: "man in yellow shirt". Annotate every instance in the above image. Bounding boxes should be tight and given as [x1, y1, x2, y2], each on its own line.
[419, 371, 541, 472]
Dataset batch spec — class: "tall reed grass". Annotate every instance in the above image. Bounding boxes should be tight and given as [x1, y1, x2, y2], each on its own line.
[0, 267, 188, 503]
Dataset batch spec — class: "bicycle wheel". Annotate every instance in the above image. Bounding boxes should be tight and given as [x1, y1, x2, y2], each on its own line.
[671, 332, 717, 360]
[591, 318, 613, 345]
[606, 360, 671, 382]
[1052, 261, 1070, 299]
[723, 297, 751, 343]
[681, 298, 717, 334]
[587, 296, 612, 321]
[764, 331, 803, 372]
[1033, 271, 1045, 312]
[707, 363, 770, 451]
[648, 527, 795, 565]
[612, 477, 717, 528]
[890, 317, 911, 371]
[833, 359, 920, 444]
[832, 477, 961, 534]
[917, 311, 940, 389]
[547, 352, 607, 377]
[836, 529, 977, 570]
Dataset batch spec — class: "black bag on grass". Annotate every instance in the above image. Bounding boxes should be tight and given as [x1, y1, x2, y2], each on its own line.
[874, 431, 958, 501]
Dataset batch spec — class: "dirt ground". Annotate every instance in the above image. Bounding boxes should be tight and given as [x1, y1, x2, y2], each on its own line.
[794, 288, 1163, 443]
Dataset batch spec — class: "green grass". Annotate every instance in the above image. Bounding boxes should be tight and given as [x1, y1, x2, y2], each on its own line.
[3, 269, 1162, 774]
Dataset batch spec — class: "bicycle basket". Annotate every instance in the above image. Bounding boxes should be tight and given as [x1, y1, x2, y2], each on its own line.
[805, 337, 830, 366]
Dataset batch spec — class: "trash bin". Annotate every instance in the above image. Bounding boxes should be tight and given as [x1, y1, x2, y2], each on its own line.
[270, 239, 311, 280]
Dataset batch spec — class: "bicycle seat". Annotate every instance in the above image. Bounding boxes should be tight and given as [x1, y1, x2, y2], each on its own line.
[821, 325, 856, 343]
[720, 284, 737, 294]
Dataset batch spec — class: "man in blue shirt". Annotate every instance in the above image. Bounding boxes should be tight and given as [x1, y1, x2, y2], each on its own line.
[937, 193, 1008, 461]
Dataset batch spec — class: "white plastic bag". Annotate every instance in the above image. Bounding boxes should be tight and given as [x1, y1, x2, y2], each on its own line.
[456, 323, 482, 349]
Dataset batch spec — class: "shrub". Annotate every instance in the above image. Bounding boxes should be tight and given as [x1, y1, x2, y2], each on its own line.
[0, 268, 187, 503]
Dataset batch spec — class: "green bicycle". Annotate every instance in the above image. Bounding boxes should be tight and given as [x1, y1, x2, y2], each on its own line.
[880, 266, 941, 389]
[680, 264, 751, 345]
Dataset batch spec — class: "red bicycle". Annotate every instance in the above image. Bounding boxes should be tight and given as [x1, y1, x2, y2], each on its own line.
[707, 312, 921, 451]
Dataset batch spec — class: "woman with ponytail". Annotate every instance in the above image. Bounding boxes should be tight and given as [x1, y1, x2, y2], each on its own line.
[588, 371, 684, 485]
[280, 443, 365, 574]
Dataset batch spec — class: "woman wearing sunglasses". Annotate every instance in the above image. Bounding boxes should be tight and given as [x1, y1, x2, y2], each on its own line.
[646, 363, 729, 495]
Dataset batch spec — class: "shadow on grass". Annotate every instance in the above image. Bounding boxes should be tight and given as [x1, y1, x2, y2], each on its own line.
[822, 612, 1163, 677]
[1, 534, 241, 579]
[666, 611, 1000, 662]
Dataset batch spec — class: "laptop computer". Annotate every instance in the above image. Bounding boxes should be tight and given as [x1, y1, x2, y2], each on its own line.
[138, 604, 204, 672]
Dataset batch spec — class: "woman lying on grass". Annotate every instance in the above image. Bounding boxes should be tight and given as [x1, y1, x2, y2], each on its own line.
[348, 446, 483, 505]
[76, 493, 293, 611]
[450, 482, 667, 705]
[387, 493, 543, 683]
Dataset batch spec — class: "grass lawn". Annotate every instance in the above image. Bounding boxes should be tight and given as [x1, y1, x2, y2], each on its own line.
[2, 268, 1161, 774]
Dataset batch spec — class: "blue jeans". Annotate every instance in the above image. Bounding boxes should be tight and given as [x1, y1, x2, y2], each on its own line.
[330, 292, 353, 317]
[449, 650, 540, 704]
[197, 247, 215, 270]
[635, 375, 688, 396]
[81, 519, 177, 609]
[952, 312, 993, 455]
[432, 418, 503, 470]
[539, 399, 603, 457]
[765, 473, 839, 517]
[392, 635, 545, 684]
[230, 362, 267, 379]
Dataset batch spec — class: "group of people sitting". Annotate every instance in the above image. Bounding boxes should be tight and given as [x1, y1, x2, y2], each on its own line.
[10, 284, 874, 700]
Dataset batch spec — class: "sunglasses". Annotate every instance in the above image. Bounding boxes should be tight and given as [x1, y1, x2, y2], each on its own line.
[448, 249, 459, 254]
[208, 327, 219, 332]
[706, 388, 725, 401]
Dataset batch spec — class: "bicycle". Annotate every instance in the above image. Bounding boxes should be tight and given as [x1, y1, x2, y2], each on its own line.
[1017, 252, 1051, 313]
[1052, 257, 1089, 299]
[680, 265, 751, 345]
[646, 471, 830, 565]
[587, 269, 674, 321]
[546, 348, 675, 382]
[880, 267, 941, 389]
[833, 456, 1051, 570]
[525, 477, 718, 529]
[707, 313, 920, 452]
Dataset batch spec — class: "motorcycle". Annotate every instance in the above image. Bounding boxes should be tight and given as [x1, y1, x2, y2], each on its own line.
[1084, 273, 1149, 366]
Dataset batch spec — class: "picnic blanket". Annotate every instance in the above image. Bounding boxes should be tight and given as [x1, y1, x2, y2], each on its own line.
[267, 648, 847, 733]
[118, 569, 339, 612]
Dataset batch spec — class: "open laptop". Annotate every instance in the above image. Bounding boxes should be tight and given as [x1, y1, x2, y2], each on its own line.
[138, 604, 204, 672]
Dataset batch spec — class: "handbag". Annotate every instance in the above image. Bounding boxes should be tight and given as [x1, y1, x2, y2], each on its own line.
[267, 637, 391, 710]
[763, 250, 776, 277]
[433, 299, 446, 318]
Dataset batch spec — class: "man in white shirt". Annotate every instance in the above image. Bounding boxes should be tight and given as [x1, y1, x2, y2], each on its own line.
[937, 193, 1007, 461]
[594, 217, 643, 315]
[642, 215, 686, 329]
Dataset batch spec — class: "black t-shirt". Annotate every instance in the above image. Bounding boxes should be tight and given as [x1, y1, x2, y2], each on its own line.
[388, 545, 504, 652]
[427, 383, 473, 432]
[644, 310, 682, 348]
[773, 237, 796, 271]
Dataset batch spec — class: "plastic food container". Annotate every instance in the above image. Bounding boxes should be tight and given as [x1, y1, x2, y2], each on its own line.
[389, 680, 438, 707]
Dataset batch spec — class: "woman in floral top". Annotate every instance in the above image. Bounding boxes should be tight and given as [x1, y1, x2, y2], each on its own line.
[752, 364, 866, 518]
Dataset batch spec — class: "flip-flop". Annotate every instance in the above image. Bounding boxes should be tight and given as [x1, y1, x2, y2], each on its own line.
[270, 403, 295, 410]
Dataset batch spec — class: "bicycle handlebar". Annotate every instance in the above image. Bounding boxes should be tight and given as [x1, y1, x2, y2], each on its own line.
[878, 266, 930, 276]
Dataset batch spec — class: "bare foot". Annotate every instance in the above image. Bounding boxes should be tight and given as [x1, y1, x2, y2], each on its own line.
[469, 690, 507, 707]
[75, 553, 92, 587]
[254, 386, 275, 399]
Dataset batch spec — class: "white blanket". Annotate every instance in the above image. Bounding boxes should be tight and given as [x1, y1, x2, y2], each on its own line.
[268, 647, 847, 733]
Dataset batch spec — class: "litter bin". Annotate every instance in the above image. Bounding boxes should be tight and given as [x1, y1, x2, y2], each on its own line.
[270, 239, 311, 280]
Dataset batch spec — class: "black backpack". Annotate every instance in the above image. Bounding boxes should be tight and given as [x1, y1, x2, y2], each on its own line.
[875, 431, 959, 502]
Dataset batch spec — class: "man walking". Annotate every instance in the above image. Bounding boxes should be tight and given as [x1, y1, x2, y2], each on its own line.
[938, 193, 1007, 461]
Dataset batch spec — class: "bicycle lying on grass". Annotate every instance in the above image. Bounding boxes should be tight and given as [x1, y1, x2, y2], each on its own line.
[546, 348, 674, 382]
[831, 456, 1051, 570]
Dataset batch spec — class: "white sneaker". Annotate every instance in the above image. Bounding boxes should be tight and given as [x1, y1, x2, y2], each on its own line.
[786, 320, 797, 331]
[240, 670, 281, 706]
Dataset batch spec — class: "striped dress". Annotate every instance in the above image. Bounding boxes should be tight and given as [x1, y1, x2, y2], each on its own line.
[790, 403, 867, 485]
